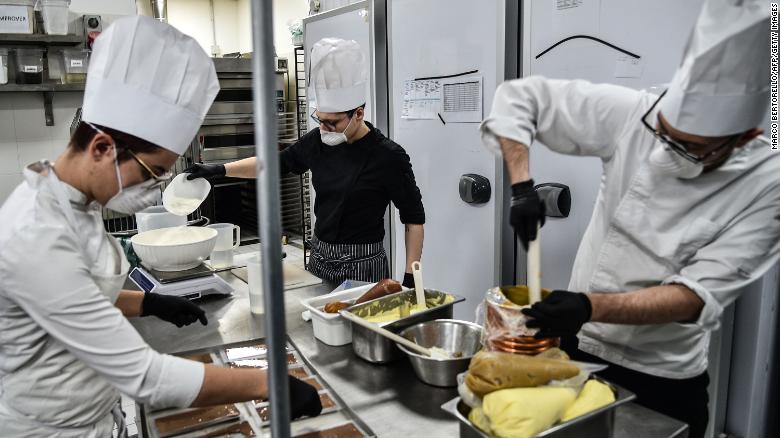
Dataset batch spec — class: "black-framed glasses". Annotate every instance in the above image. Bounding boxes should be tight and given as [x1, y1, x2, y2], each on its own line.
[641, 91, 739, 164]
[310, 109, 356, 131]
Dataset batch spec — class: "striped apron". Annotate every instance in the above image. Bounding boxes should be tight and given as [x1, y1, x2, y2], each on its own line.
[307, 236, 389, 284]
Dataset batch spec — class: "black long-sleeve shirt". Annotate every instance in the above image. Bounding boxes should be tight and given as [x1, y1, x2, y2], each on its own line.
[280, 122, 425, 244]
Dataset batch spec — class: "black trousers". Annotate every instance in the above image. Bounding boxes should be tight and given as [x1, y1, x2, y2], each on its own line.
[561, 336, 709, 438]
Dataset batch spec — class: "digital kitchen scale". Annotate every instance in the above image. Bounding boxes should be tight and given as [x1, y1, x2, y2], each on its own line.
[129, 264, 234, 300]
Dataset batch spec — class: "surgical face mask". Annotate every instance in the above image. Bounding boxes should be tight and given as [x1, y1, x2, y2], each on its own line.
[320, 115, 354, 146]
[105, 150, 161, 214]
[648, 144, 704, 179]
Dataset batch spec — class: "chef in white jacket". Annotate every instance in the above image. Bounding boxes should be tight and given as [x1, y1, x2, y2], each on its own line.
[0, 17, 320, 437]
[480, 1, 773, 437]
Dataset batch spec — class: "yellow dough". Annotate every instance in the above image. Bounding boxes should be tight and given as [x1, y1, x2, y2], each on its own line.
[468, 407, 493, 436]
[481, 387, 577, 438]
[360, 295, 455, 324]
[561, 380, 616, 422]
[466, 351, 580, 397]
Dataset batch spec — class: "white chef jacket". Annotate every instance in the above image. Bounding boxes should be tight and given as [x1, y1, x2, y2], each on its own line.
[0, 162, 204, 436]
[482, 77, 780, 379]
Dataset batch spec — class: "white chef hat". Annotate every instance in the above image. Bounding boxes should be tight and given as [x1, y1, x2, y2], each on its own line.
[659, 0, 769, 137]
[309, 38, 367, 113]
[82, 16, 219, 155]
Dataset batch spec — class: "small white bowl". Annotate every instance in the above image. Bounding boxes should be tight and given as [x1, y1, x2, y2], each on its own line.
[131, 226, 218, 271]
[163, 173, 211, 216]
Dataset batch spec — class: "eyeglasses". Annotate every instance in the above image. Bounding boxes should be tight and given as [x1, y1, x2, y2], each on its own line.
[641, 91, 739, 164]
[85, 121, 173, 187]
[310, 109, 356, 131]
[124, 149, 173, 188]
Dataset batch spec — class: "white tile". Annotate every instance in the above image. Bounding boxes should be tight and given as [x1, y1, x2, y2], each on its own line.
[0, 141, 20, 174]
[127, 423, 138, 437]
[12, 94, 54, 141]
[0, 108, 15, 142]
[18, 139, 56, 167]
[51, 91, 83, 142]
[47, 139, 67, 161]
[0, 173, 23, 205]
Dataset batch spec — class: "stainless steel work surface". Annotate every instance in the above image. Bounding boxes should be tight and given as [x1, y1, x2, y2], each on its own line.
[129, 271, 688, 438]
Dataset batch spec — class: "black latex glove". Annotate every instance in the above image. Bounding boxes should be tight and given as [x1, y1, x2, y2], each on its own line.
[402, 272, 415, 289]
[521, 290, 592, 339]
[510, 179, 545, 250]
[141, 293, 208, 328]
[289, 375, 322, 420]
[184, 163, 226, 181]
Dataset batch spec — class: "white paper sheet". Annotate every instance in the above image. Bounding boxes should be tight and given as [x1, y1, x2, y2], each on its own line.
[440, 75, 483, 123]
[402, 79, 442, 119]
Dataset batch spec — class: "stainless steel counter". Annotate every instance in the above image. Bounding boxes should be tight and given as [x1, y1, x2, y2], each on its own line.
[130, 270, 688, 438]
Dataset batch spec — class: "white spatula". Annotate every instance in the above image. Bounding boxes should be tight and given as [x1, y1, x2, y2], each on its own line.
[339, 309, 433, 357]
[527, 224, 542, 305]
[411, 261, 427, 311]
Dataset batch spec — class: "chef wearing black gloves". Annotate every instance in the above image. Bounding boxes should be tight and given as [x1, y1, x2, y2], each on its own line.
[186, 39, 424, 288]
[480, 3, 774, 437]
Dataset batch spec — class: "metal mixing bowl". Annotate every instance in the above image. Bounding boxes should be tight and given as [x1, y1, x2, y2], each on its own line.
[397, 319, 483, 387]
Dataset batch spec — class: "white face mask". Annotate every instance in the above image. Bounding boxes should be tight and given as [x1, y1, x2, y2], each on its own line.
[320, 115, 354, 146]
[648, 144, 704, 179]
[104, 149, 161, 214]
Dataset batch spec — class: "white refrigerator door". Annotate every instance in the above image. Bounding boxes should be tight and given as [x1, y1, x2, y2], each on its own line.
[388, 0, 506, 320]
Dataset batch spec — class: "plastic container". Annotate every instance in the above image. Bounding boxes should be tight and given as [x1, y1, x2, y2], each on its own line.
[40, 0, 70, 35]
[162, 173, 211, 216]
[300, 283, 384, 346]
[14, 48, 44, 85]
[61, 48, 88, 84]
[0, 49, 8, 85]
[0, 0, 35, 34]
[247, 255, 263, 314]
[135, 205, 186, 233]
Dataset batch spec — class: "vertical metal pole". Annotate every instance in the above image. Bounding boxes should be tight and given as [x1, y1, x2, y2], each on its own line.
[250, 0, 291, 436]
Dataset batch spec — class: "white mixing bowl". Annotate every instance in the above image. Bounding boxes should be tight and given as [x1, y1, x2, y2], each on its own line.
[131, 226, 218, 272]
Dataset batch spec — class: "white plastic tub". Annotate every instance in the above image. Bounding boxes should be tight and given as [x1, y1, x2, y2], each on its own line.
[40, 0, 70, 35]
[301, 283, 378, 346]
[0, 0, 35, 34]
[0, 48, 8, 85]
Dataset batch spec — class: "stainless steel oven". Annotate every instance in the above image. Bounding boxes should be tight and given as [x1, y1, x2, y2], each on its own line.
[195, 58, 307, 245]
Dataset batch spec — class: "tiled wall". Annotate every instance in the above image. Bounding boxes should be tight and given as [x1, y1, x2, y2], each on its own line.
[0, 92, 83, 202]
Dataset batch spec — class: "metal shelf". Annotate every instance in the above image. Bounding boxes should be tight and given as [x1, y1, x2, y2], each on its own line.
[0, 83, 84, 92]
[0, 82, 84, 126]
[0, 33, 83, 46]
[0, 32, 86, 126]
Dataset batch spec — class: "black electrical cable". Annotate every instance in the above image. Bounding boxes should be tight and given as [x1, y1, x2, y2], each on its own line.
[414, 69, 479, 81]
[535, 35, 640, 60]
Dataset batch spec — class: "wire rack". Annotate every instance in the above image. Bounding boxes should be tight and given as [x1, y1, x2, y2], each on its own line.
[294, 45, 313, 266]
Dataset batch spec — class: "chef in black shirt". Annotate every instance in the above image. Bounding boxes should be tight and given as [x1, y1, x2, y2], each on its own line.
[186, 38, 424, 287]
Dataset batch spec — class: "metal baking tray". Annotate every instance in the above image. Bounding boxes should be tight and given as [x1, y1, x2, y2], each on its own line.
[345, 289, 465, 363]
[136, 338, 376, 438]
[441, 379, 636, 438]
